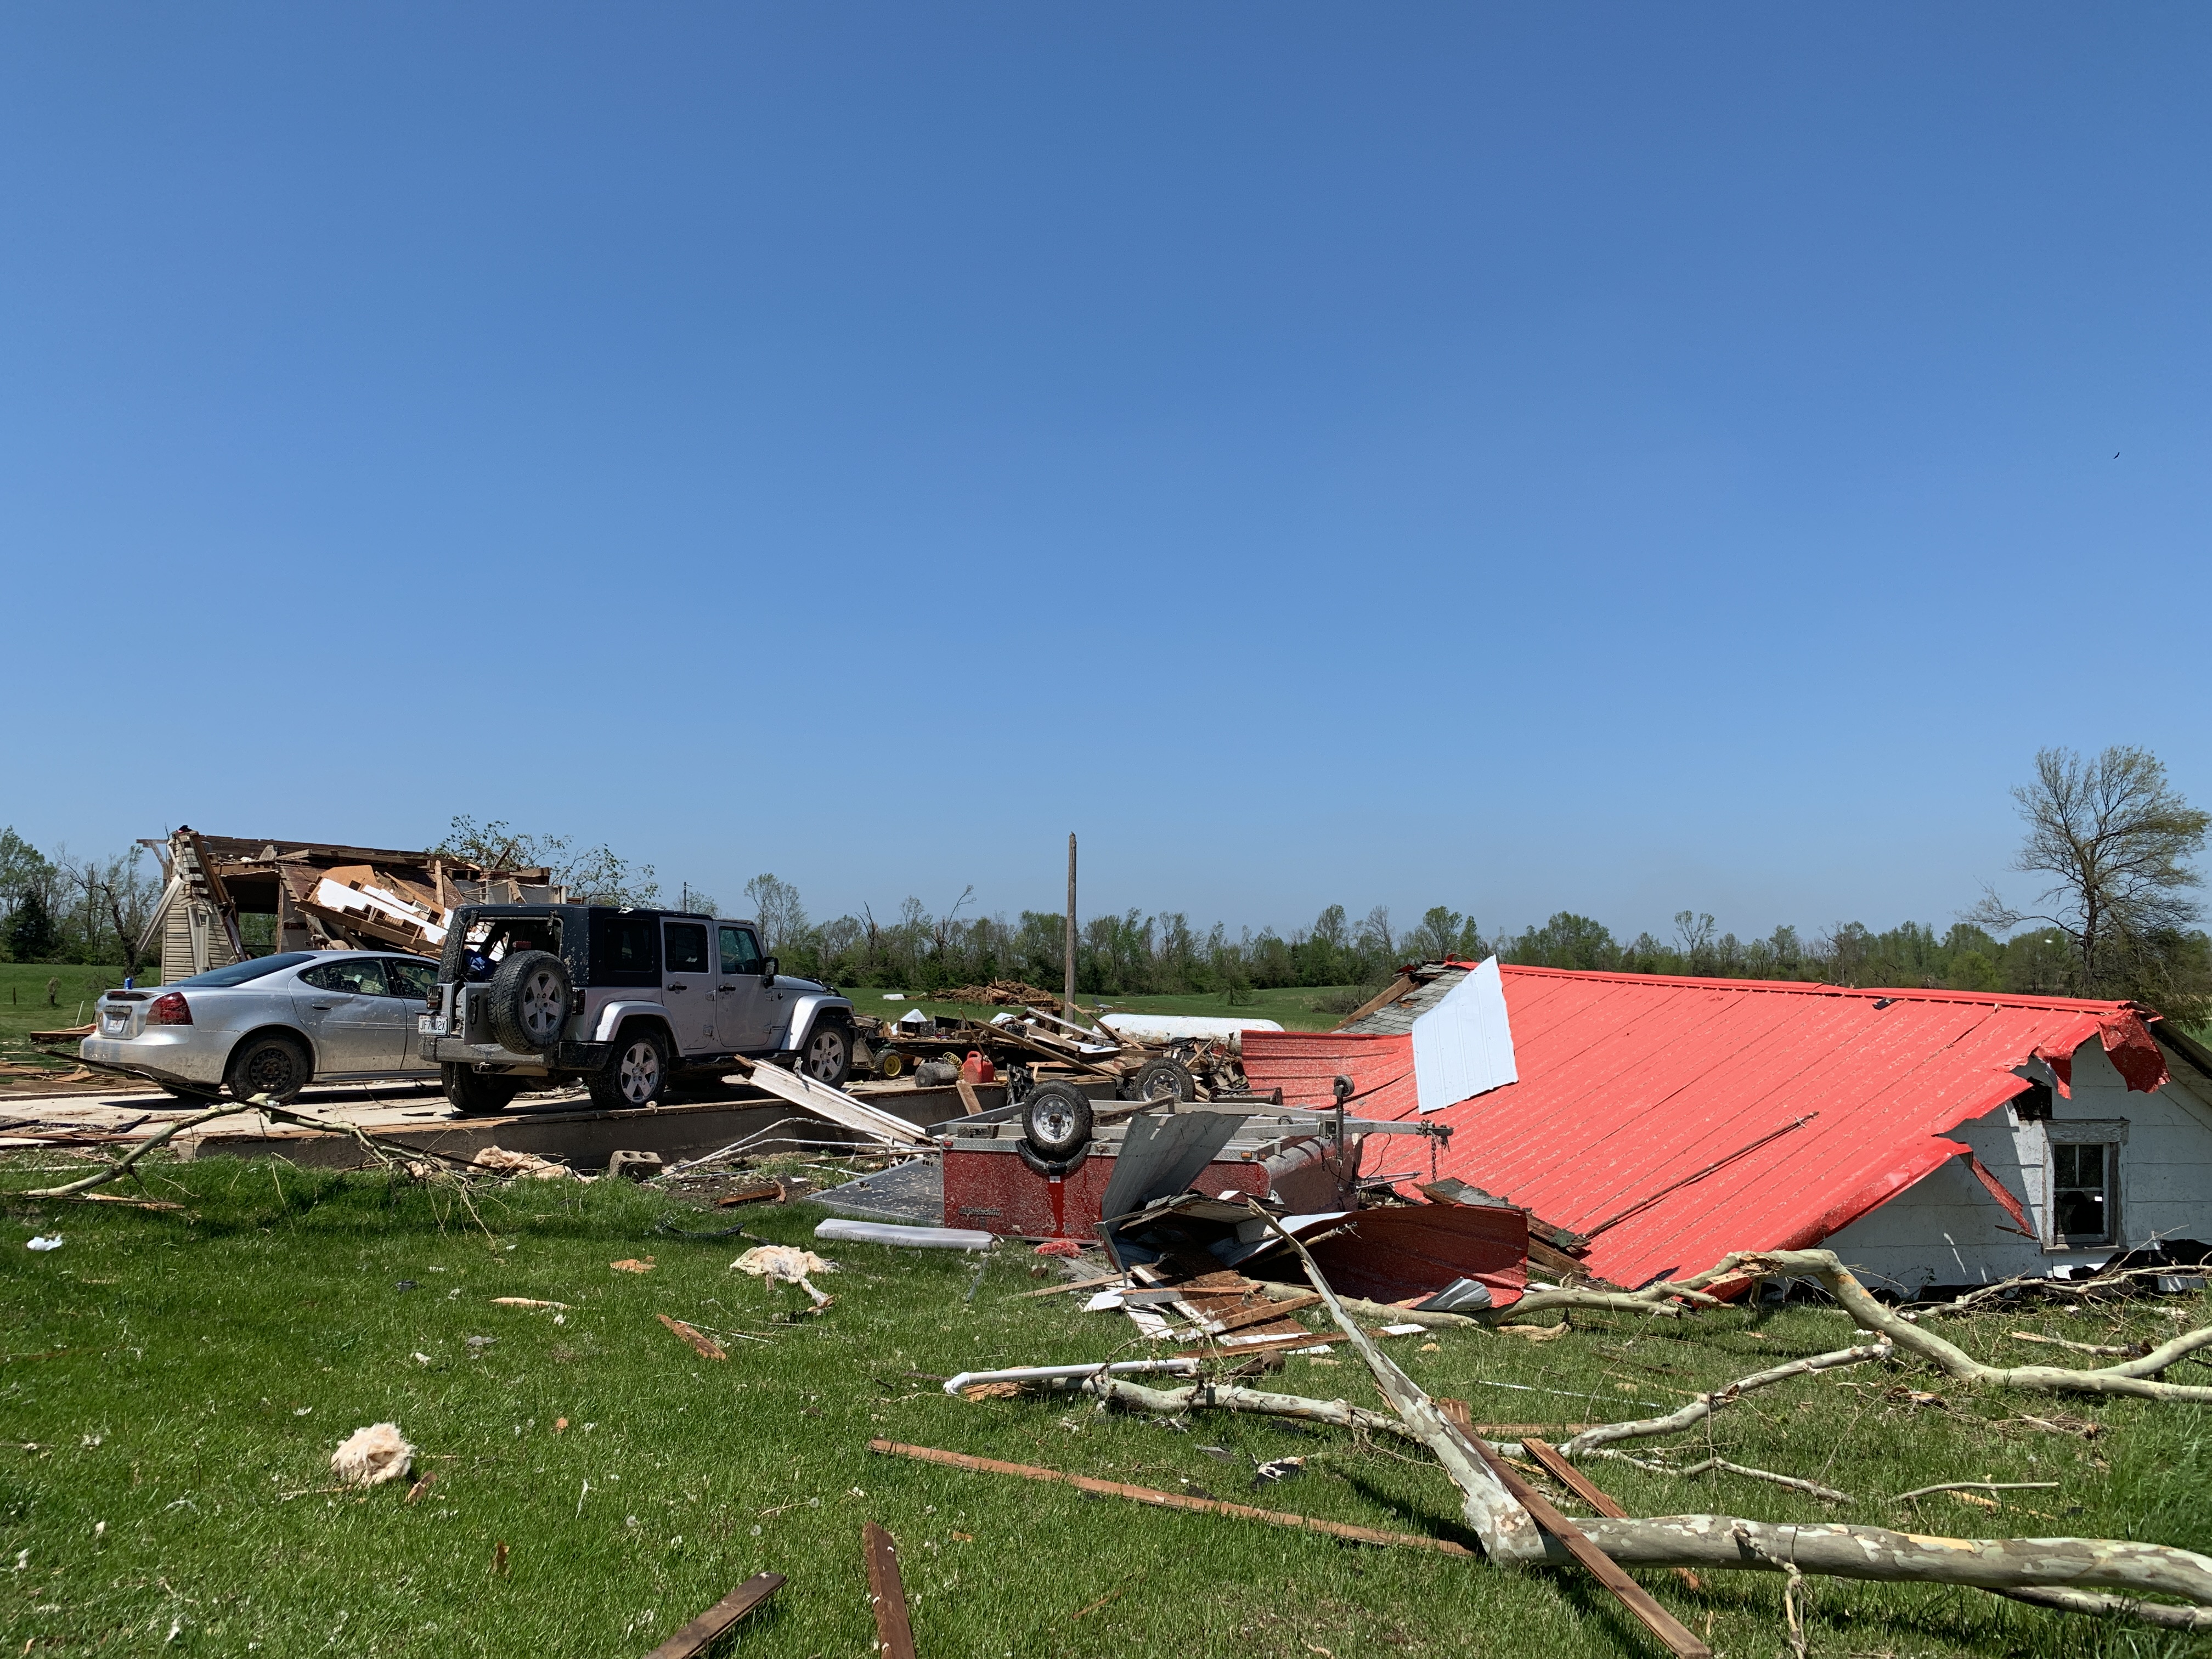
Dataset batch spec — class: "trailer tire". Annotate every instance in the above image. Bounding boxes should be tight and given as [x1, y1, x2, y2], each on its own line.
[442, 1063, 522, 1114]
[1023, 1080, 1093, 1159]
[589, 1025, 671, 1110]
[487, 950, 572, 1053]
[1017, 1139, 1089, 1180]
[1128, 1057, 1195, 1104]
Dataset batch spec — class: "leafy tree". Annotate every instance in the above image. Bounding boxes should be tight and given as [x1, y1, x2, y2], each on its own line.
[434, 817, 659, 908]
[8, 889, 59, 962]
[743, 873, 810, 953]
[1969, 746, 2212, 1018]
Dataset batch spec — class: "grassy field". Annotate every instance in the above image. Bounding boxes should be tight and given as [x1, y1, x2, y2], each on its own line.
[0, 963, 138, 1081]
[904, 984, 1365, 1033]
[4, 1155, 2209, 1658]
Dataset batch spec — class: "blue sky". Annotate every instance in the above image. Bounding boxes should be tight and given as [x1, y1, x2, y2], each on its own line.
[3, 5, 2208, 945]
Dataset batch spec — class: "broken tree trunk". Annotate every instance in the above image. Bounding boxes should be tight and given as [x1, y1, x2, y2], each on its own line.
[1734, 1248, 2212, 1404]
[1240, 1201, 1544, 1562]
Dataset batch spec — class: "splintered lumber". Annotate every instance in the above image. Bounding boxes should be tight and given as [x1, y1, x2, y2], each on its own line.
[862, 1521, 918, 1659]
[656, 1314, 729, 1362]
[1525, 1438, 1701, 1592]
[1468, 1435, 1711, 1657]
[644, 1571, 785, 1658]
[867, 1440, 1476, 1557]
[729, 1057, 934, 1148]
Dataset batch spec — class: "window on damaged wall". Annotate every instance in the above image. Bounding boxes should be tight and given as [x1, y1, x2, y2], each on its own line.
[2044, 1122, 2125, 1249]
[2052, 1144, 2112, 1244]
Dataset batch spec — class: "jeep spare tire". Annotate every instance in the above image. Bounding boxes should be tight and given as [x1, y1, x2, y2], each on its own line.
[488, 950, 572, 1052]
[1023, 1080, 1093, 1159]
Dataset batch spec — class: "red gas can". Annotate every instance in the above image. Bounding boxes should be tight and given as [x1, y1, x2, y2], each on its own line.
[959, 1049, 996, 1085]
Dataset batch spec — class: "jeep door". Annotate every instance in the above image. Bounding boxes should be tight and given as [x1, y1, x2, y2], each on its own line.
[716, 923, 775, 1052]
[294, 957, 404, 1072]
[660, 920, 718, 1055]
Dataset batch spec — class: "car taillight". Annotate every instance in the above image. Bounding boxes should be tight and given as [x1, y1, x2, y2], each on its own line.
[150, 992, 191, 1025]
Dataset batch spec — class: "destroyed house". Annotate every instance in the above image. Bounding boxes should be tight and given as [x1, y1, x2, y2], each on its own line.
[139, 827, 560, 984]
[1242, 963, 2212, 1297]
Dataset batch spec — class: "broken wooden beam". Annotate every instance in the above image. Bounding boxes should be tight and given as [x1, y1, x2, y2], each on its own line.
[643, 1571, 783, 1658]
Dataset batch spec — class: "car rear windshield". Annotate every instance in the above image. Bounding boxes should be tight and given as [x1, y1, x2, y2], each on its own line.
[165, 952, 319, 988]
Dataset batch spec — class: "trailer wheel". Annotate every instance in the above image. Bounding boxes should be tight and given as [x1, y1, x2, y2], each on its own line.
[488, 950, 572, 1052]
[1129, 1058, 1195, 1104]
[1017, 1139, 1089, 1180]
[1023, 1080, 1093, 1158]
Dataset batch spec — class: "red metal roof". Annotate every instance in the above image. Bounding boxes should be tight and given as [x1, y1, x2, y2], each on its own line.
[1242, 967, 2169, 1290]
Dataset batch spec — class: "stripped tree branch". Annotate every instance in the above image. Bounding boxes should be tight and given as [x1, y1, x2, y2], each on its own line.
[1581, 1451, 1853, 1504]
[1558, 1342, 1893, 1457]
[1734, 1249, 2212, 1403]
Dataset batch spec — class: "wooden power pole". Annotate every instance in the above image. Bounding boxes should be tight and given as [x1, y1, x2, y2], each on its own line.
[1064, 833, 1077, 1015]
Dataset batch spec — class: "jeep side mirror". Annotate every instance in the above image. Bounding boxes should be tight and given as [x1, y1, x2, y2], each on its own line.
[760, 956, 779, 985]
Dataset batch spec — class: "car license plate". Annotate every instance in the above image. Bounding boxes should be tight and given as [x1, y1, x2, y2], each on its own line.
[103, 1012, 128, 1032]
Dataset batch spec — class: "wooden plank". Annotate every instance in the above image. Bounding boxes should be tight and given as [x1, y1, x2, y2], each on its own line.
[1203, 1293, 1322, 1335]
[1334, 975, 1415, 1030]
[862, 1521, 918, 1659]
[642, 1571, 784, 1658]
[656, 1314, 728, 1362]
[1467, 1437, 1710, 1657]
[955, 1076, 984, 1116]
[868, 1440, 1474, 1557]
[1524, 1439, 1702, 1592]
[1009, 1272, 1125, 1301]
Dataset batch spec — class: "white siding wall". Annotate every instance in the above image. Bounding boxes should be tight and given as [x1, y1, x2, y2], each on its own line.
[1823, 1041, 2212, 1295]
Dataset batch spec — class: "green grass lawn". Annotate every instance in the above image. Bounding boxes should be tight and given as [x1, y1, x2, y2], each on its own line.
[0, 963, 137, 1079]
[4, 1155, 2209, 1658]
[902, 984, 1364, 1033]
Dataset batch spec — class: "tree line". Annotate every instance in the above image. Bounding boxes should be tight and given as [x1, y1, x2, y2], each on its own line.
[4, 746, 2204, 1023]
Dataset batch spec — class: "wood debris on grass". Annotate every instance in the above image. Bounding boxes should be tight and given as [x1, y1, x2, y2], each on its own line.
[644, 1572, 784, 1659]
[657, 1314, 729, 1362]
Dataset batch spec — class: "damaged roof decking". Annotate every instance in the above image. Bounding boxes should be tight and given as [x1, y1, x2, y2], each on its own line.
[1243, 966, 2170, 1290]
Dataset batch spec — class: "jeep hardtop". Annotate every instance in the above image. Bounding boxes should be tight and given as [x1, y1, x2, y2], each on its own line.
[421, 903, 855, 1111]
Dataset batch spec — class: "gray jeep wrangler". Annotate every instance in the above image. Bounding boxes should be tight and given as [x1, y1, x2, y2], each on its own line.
[420, 903, 855, 1113]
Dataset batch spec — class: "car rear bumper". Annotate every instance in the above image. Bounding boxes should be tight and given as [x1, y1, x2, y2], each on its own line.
[80, 1032, 227, 1087]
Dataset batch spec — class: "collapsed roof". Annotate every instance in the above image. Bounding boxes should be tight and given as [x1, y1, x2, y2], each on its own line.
[142, 826, 560, 982]
[1241, 962, 2171, 1289]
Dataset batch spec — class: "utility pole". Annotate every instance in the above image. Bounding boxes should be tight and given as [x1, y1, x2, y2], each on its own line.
[1064, 833, 1077, 1016]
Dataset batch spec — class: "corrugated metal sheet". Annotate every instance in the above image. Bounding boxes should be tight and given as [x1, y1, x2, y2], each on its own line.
[1409, 956, 1516, 1111]
[1244, 968, 2170, 1290]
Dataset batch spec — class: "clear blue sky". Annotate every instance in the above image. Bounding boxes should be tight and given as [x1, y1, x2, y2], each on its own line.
[3, 5, 2208, 946]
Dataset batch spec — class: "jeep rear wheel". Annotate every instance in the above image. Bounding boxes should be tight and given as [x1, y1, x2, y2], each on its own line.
[800, 1020, 851, 1087]
[442, 1063, 522, 1114]
[590, 1027, 670, 1110]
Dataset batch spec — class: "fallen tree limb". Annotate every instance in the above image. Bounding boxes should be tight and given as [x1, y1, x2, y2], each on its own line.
[1582, 1451, 1852, 1504]
[1987, 1585, 2212, 1632]
[1735, 1249, 2212, 1403]
[1242, 1200, 1543, 1562]
[1892, 1480, 2060, 1504]
[1558, 1342, 1892, 1456]
[1251, 1280, 1484, 1332]
[1566, 1516, 2212, 1611]
[1073, 1374, 1421, 1441]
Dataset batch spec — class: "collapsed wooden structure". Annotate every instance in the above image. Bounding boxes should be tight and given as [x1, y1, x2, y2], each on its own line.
[138, 826, 560, 983]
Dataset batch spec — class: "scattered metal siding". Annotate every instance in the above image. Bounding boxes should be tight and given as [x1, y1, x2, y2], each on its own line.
[1244, 967, 2169, 1290]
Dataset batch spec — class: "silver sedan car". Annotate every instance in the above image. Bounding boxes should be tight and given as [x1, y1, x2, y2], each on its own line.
[81, 950, 441, 1103]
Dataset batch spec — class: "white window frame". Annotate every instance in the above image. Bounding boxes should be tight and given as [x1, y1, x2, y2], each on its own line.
[2041, 1119, 2126, 1251]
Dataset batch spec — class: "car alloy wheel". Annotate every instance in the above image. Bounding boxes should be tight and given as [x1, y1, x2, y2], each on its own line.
[617, 1039, 661, 1105]
[804, 1026, 847, 1083]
